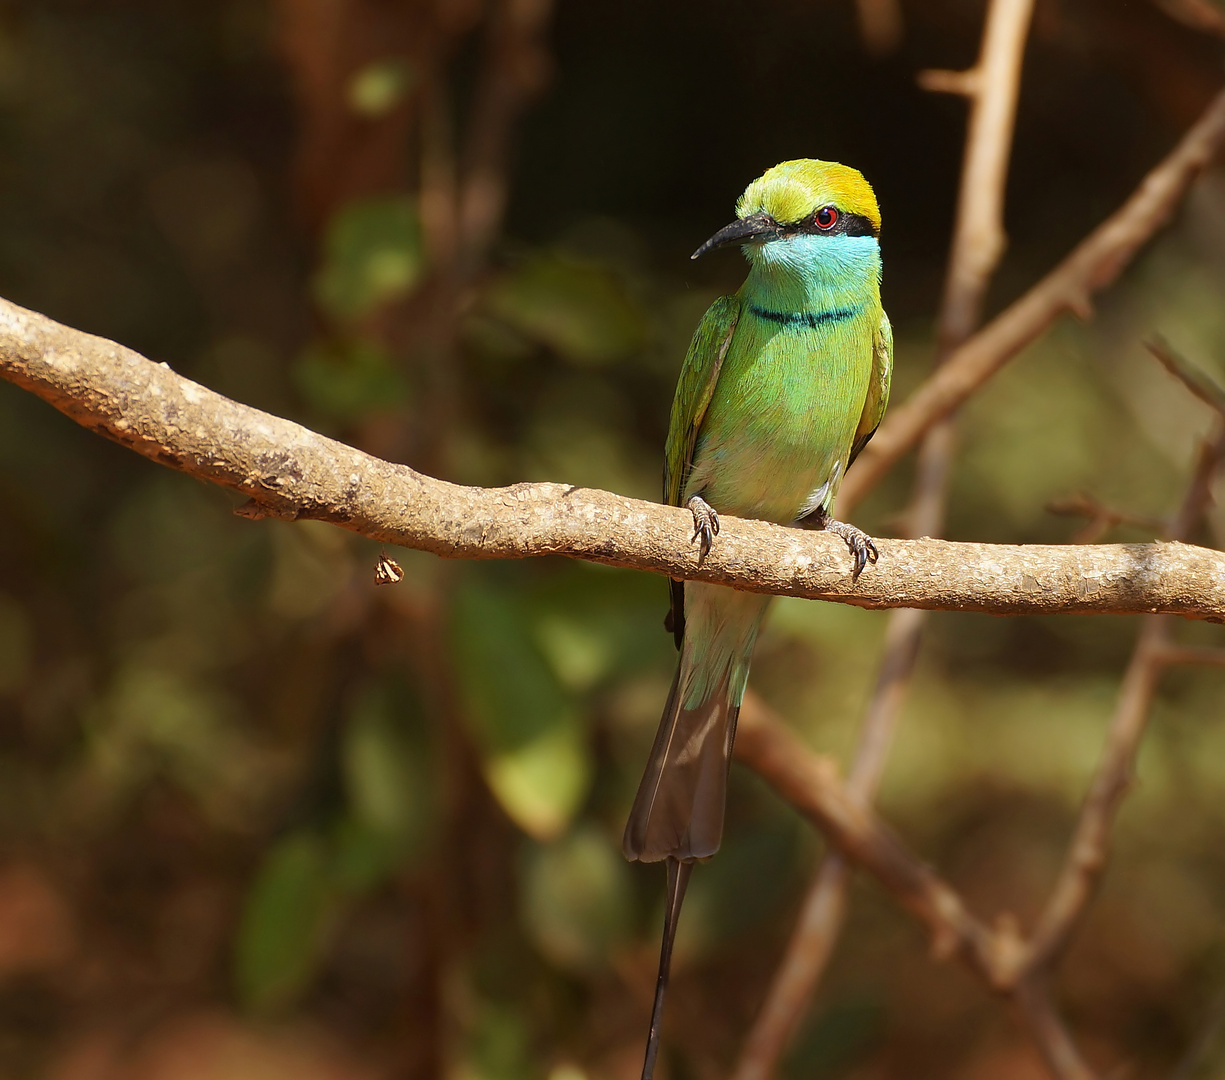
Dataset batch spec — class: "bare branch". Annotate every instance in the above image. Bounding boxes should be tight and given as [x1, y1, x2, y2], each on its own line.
[1154, 0, 1225, 39]
[733, 693, 1006, 985]
[734, 696, 1107, 1080]
[1047, 493, 1168, 545]
[937, 0, 1034, 350]
[854, 0, 904, 55]
[1015, 978, 1100, 1080]
[1169, 988, 1225, 1080]
[2, 297, 1224, 621]
[917, 68, 980, 96]
[729, 854, 854, 1080]
[1152, 642, 1225, 666]
[1016, 427, 1225, 982]
[1018, 614, 1173, 978]
[458, 0, 555, 272]
[732, 610, 928, 1080]
[1146, 335, 1225, 417]
[839, 86, 1225, 516]
[735, 6, 1036, 1075]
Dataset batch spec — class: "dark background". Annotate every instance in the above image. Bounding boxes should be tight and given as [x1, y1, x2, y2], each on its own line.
[1, 2, 1225, 1078]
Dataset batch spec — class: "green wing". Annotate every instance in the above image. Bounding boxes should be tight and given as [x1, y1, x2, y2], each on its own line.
[848, 309, 893, 468]
[663, 295, 741, 507]
[662, 295, 741, 648]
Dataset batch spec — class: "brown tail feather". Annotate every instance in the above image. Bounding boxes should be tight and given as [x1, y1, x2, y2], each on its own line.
[623, 659, 738, 863]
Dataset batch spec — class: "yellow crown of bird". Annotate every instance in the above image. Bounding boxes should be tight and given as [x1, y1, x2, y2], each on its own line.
[736, 158, 881, 232]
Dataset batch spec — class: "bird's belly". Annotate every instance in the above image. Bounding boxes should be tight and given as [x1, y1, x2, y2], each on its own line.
[694, 414, 845, 523]
[686, 325, 872, 523]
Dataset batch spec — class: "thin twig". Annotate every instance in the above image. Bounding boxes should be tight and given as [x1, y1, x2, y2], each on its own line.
[839, 86, 1225, 517]
[731, 609, 928, 1080]
[1151, 643, 1225, 666]
[733, 4, 1035, 1075]
[270, 0, 427, 232]
[1154, 0, 1225, 39]
[1016, 977, 1099, 1080]
[457, 0, 554, 274]
[1018, 614, 1173, 977]
[1168, 986, 1225, 1080]
[419, 79, 461, 279]
[729, 854, 854, 1080]
[731, 610, 926, 1079]
[854, 0, 904, 55]
[1047, 493, 1168, 544]
[1146, 336, 1225, 417]
[2, 296, 1224, 620]
[932, 0, 1035, 354]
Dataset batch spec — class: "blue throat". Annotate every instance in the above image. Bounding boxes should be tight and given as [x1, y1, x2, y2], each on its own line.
[742, 233, 881, 317]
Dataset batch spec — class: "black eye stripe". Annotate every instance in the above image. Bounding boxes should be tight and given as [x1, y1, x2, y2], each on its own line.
[782, 211, 878, 239]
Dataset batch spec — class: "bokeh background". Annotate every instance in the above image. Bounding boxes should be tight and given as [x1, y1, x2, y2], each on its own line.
[2, 1, 1225, 1078]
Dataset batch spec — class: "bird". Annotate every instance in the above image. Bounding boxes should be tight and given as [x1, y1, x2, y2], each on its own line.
[622, 159, 892, 1080]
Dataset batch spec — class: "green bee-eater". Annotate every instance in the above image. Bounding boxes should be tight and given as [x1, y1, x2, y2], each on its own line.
[623, 159, 892, 1079]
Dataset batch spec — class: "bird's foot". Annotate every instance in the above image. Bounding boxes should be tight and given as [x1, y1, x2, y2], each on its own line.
[686, 495, 720, 563]
[820, 516, 878, 581]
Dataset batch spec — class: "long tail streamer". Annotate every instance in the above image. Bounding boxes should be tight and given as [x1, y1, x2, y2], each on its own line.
[640, 856, 694, 1080]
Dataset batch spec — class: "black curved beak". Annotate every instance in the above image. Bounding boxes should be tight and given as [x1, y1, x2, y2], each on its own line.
[690, 211, 781, 260]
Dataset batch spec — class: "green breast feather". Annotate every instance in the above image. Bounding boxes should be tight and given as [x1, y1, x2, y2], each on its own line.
[661, 298, 891, 646]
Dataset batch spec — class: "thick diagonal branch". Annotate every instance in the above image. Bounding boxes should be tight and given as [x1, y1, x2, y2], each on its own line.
[838, 85, 1225, 516]
[733, 694, 1006, 984]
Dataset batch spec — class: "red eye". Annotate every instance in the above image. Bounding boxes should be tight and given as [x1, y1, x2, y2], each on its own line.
[815, 206, 838, 230]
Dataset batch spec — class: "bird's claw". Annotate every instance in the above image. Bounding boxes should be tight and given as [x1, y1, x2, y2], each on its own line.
[686, 495, 720, 563]
[822, 519, 879, 581]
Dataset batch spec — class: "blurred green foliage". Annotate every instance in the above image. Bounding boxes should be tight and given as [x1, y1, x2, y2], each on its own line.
[314, 197, 423, 325]
[236, 830, 335, 1013]
[296, 339, 410, 422]
[520, 825, 633, 973]
[482, 254, 648, 368]
[1, 3, 1224, 1080]
[451, 578, 591, 841]
[347, 59, 416, 119]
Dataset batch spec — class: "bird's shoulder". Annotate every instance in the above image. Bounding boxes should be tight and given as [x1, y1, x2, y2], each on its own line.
[848, 307, 893, 468]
